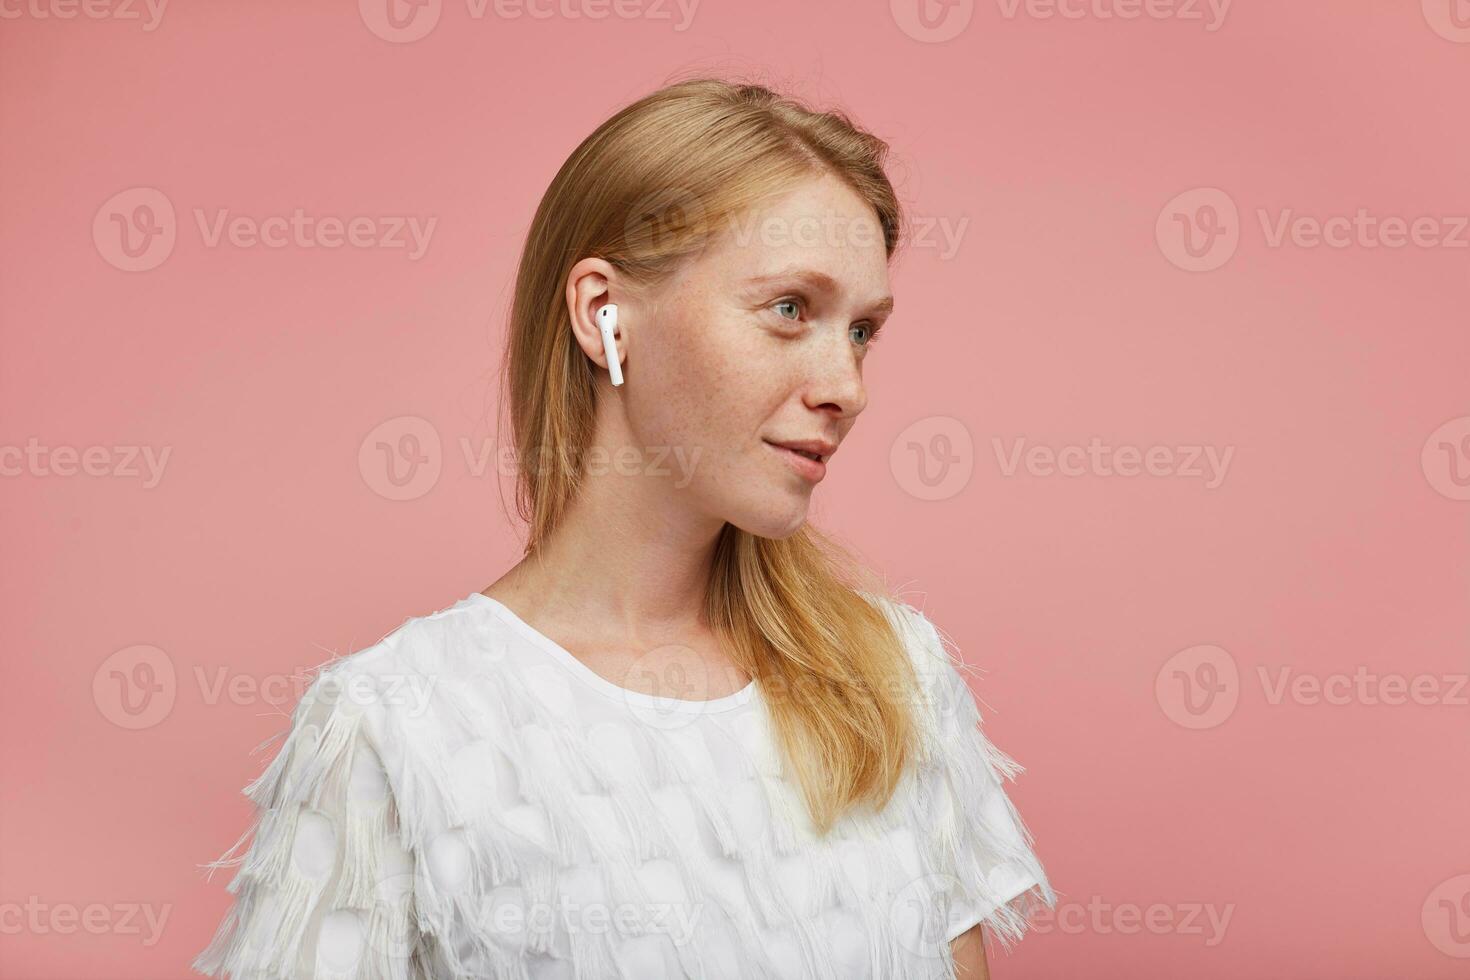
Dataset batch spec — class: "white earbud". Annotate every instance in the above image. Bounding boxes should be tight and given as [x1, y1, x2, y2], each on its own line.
[596, 303, 624, 386]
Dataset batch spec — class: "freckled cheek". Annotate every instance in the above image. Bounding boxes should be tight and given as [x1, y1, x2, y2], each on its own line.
[650, 318, 768, 457]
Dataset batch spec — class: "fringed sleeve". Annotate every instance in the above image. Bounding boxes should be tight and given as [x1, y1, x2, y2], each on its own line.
[192, 664, 421, 980]
[904, 607, 1058, 952]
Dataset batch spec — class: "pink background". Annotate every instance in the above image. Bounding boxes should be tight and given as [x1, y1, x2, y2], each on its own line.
[2, 1, 1467, 977]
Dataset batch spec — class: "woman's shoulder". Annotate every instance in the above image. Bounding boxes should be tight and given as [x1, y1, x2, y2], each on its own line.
[858, 590, 991, 760]
[314, 590, 500, 676]
[293, 592, 509, 735]
[860, 590, 966, 687]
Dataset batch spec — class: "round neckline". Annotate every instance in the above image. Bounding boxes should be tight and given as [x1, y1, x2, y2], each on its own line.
[466, 591, 758, 713]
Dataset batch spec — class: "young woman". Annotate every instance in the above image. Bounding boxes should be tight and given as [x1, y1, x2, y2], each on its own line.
[193, 76, 1056, 980]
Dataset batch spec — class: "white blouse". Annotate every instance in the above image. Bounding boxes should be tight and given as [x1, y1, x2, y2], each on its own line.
[193, 590, 1055, 979]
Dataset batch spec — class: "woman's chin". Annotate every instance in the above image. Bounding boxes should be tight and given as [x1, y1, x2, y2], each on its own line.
[725, 499, 812, 540]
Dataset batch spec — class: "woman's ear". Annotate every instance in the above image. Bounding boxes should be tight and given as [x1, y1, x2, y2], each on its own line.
[566, 257, 627, 380]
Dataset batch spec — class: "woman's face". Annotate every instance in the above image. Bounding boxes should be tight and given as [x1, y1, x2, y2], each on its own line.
[623, 172, 895, 539]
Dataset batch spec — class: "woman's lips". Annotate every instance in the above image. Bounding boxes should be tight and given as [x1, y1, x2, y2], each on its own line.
[765, 440, 827, 483]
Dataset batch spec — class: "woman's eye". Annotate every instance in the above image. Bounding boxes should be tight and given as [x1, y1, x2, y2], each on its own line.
[773, 299, 801, 321]
[850, 323, 878, 347]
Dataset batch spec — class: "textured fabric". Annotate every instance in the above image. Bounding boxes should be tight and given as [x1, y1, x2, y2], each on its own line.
[193, 591, 1055, 979]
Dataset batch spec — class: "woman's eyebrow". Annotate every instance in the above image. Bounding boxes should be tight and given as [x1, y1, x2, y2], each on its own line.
[742, 268, 895, 316]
